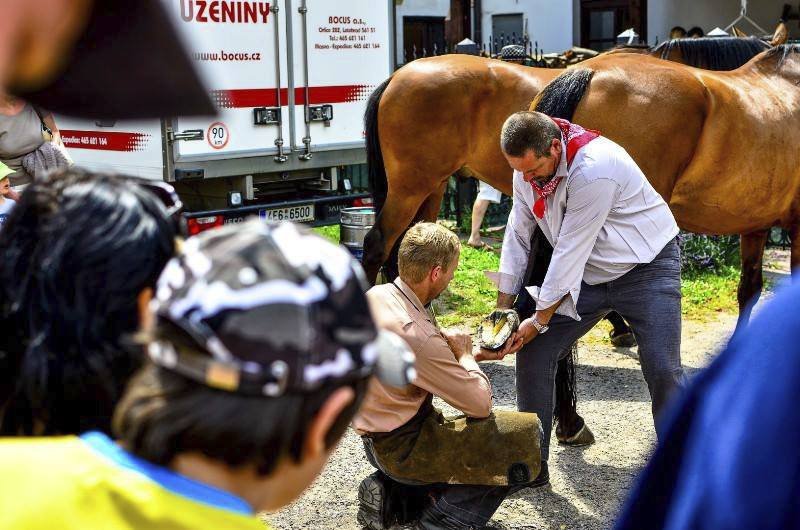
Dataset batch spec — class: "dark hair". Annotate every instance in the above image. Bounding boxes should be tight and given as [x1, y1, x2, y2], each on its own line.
[688, 26, 705, 38]
[500, 111, 561, 158]
[113, 363, 368, 475]
[0, 169, 176, 435]
[670, 26, 687, 39]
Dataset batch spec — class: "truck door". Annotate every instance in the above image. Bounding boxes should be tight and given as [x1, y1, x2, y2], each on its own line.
[163, 1, 392, 168]
[163, 0, 292, 162]
[288, 0, 393, 157]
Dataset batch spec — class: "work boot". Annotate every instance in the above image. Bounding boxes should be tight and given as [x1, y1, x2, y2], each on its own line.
[526, 461, 550, 489]
[357, 471, 393, 529]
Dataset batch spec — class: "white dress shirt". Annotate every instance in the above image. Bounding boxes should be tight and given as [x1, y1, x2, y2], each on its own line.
[498, 135, 679, 320]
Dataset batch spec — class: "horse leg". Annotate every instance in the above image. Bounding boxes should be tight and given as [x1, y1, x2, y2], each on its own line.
[736, 230, 769, 331]
[554, 344, 594, 445]
[363, 192, 430, 284]
[377, 181, 449, 282]
[606, 311, 636, 347]
[416, 180, 448, 222]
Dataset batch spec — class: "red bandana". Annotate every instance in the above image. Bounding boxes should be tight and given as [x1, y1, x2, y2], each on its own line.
[530, 118, 601, 218]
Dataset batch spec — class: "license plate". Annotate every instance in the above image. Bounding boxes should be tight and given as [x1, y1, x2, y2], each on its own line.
[259, 204, 315, 223]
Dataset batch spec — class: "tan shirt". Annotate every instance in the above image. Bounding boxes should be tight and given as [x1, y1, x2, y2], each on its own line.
[352, 279, 492, 435]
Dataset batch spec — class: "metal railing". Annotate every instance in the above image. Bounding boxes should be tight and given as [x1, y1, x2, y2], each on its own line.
[399, 33, 556, 68]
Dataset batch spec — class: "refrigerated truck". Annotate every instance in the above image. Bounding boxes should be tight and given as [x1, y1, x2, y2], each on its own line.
[56, 0, 393, 234]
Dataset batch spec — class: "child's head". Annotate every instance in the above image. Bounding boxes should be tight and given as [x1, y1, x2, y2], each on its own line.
[0, 162, 13, 197]
[113, 220, 414, 511]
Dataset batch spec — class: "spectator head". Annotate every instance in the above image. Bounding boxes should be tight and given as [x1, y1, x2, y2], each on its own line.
[688, 26, 705, 38]
[0, 163, 12, 197]
[499, 44, 527, 64]
[5, 1, 213, 119]
[113, 220, 415, 511]
[0, 169, 178, 435]
[670, 26, 687, 39]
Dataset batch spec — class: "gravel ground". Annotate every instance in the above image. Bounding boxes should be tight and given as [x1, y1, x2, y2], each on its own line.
[268, 253, 791, 530]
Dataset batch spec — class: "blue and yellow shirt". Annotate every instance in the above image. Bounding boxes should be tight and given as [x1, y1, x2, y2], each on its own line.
[0, 432, 268, 529]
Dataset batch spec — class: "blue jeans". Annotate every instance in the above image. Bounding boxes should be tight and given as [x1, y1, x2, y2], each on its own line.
[517, 238, 686, 460]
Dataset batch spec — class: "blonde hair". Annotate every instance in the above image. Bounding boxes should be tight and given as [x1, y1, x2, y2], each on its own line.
[398, 222, 460, 283]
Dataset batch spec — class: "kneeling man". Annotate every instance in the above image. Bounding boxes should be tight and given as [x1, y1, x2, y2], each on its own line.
[354, 222, 543, 530]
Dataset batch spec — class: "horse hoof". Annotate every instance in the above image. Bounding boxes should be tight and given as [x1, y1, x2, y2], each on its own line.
[610, 330, 637, 348]
[557, 423, 596, 446]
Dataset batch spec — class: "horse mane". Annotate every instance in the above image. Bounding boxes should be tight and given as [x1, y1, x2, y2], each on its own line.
[654, 36, 769, 70]
[533, 68, 594, 120]
[759, 43, 800, 69]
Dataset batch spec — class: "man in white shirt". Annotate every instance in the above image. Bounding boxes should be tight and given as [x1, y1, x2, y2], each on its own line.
[488, 111, 686, 463]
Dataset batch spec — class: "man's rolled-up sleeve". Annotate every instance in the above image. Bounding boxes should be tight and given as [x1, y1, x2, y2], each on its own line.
[498, 172, 535, 295]
[413, 334, 492, 418]
[530, 175, 618, 320]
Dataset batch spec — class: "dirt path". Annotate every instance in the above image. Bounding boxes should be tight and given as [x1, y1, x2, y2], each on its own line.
[269, 256, 791, 530]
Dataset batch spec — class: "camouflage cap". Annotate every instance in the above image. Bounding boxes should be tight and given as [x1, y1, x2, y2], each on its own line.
[148, 219, 416, 397]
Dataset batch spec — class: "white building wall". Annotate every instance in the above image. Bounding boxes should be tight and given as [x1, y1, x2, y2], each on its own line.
[395, 0, 451, 65]
[395, 0, 574, 64]
[481, 0, 573, 53]
[647, 0, 797, 45]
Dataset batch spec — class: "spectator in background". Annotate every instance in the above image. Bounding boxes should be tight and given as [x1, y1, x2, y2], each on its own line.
[468, 181, 505, 250]
[0, 169, 178, 435]
[688, 26, 705, 38]
[0, 162, 15, 226]
[614, 279, 800, 530]
[0, 94, 64, 187]
[0, 220, 413, 529]
[670, 26, 687, 39]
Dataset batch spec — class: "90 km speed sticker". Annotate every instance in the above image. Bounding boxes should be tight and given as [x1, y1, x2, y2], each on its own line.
[207, 122, 230, 150]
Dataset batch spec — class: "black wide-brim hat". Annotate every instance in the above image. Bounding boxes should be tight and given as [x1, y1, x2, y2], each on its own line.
[11, 0, 215, 119]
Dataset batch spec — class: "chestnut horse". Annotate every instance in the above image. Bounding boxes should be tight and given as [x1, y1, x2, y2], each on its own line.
[362, 36, 772, 285]
[530, 46, 800, 327]
[362, 37, 784, 438]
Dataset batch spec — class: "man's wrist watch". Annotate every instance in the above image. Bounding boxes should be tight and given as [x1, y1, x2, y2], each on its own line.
[531, 317, 549, 334]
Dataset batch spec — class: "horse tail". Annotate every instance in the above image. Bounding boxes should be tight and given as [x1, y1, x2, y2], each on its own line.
[533, 68, 594, 120]
[364, 77, 392, 215]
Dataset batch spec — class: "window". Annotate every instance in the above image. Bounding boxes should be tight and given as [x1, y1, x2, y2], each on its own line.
[581, 0, 646, 51]
[491, 13, 524, 49]
[403, 16, 446, 62]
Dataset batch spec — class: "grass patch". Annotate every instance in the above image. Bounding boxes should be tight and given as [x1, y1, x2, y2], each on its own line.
[313, 224, 741, 325]
[312, 224, 340, 243]
[680, 265, 740, 320]
[436, 245, 501, 329]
